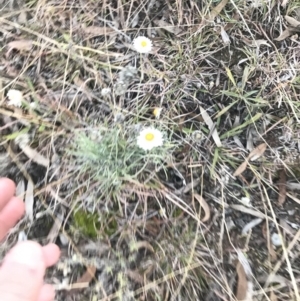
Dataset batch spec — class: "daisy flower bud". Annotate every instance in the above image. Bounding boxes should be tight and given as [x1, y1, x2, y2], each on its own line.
[153, 107, 162, 119]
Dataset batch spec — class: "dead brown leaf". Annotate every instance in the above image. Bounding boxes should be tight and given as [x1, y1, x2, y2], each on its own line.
[7, 40, 32, 55]
[153, 19, 182, 35]
[18, 11, 28, 24]
[281, 0, 289, 7]
[274, 29, 293, 41]
[270, 291, 278, 301]
[70, 266, 96, 292]
[199, 106, 222, 147]
[248, 143, 267, 161]
[133, 241, 154, 253]
[82, 26, 115, 37]
[21, 145, 49, 167]
[208, 0, 229, 22]
[285, 16, 300, 27]
[126, 270, 144, 284]
[236, 250, 253, 301]
[47, 209, 65, 243]
[194, 0, 229, 33]
[279, 219, 296, 235]
[278, 169, 286, 206]
[236, 261, 248, 301]
[224, 12, 240, 30]
[220, 26, 230, 45]
[239, 30, 271, 47]
[194, 194, 210, 222]
[233, 160, 248, 177]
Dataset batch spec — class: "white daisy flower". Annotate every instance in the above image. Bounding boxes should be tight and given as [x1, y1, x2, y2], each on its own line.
[7, 89, 23, 107]
[137, 128, 163, 151]
[133, 36, 152, 53]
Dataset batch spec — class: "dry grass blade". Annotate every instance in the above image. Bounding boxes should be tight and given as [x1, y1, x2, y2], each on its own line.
[248, 143, 267, 161]
[286, 192, 300, 206]
[47, 210, 65, 243]
[194, 193, 210, 222]
[242, 218, 263, 235]
[20, 145, 49, 167]
[233, 143, 267, 176]
[286, 182, 300, 190]
[25, 178, 34, 221]
[278, 169, 286, 206]
[262, 223, 277, 262]
[233, 160, 248, 177]
[230, 204, 267, 219]
[199, 106, 222, 147]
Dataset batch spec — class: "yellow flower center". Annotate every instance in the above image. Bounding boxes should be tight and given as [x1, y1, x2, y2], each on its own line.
[145, 133, 155, 141]
[141, 40, 148, 48]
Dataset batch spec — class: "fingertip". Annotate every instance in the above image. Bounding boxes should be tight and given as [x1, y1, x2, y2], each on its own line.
[43, 244, 61, 267]
[37, 284, 56, 301]
[0, 196, 25, 240]
[0, 178, 16, 210]
[0, 178, 16, 190]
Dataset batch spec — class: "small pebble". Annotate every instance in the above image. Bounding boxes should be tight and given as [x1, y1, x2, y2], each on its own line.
[241, 197, 251, 206]
[59, 233, 69, 246]
[18, 231, 27, 241]
[271, 233, 283, 247]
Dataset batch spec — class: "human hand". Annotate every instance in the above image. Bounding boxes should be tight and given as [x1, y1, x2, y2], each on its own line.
[0, 178, 60, 301]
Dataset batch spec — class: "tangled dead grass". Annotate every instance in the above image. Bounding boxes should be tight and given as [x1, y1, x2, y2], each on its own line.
[1, 0, 300, 300]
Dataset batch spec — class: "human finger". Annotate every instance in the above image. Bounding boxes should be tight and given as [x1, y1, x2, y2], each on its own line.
[37, 284, 56, 301]
[42, 243, 60, 267]
[0, 196, 25, 240]
[0, 241, 46, 301]
[0, 178, 16, 212]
